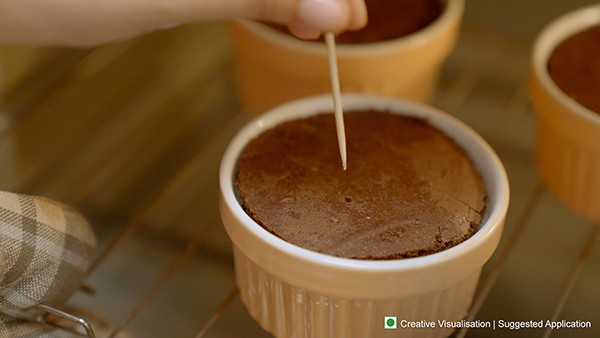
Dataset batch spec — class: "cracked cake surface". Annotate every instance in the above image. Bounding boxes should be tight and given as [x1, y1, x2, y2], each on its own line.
[235, 110, 487, 260]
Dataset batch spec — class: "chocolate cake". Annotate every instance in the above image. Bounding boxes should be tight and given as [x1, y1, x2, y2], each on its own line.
[235, 110, 487, 260]
[267, 0, 442, 43]
[547, 25, 600, 114]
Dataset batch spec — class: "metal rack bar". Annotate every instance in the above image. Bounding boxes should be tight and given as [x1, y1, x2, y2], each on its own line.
[194, 288, 239, 338]
[85, 139, 211, 275]
[2, 22, 598, 338]
[490, 81, 529, 143]
[107, 230, 209, 337]
[437, 31, 505, 112]
[456, 183, 545, 338]
[37, 304, 97, 338]
[542, 226, 599, 338]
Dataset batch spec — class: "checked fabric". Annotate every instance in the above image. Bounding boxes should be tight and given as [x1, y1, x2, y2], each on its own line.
[0, 191, 96, 337]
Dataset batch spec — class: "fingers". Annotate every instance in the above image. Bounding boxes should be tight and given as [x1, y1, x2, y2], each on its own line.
[241, 0, 367, 39]
[295, 0, 351, 34]
[347, 0, 368, 31]
[287, 25, 322, 40]
[0, 0, 367, 46]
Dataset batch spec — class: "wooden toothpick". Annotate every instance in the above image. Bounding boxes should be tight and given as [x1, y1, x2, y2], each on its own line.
[325, 32, 347, 170]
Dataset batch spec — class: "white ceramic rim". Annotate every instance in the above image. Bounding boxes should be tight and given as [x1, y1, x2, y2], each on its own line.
[220, 93, 509, 274]
[532, 3, 600, 126]
[233, 0, 465, 57]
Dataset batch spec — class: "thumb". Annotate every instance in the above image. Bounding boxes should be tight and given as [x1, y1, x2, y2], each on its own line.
[257, 0, 353, 33]
[258, 0, 367, 37]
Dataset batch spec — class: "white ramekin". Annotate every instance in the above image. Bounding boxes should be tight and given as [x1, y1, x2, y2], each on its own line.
[219, 94, 509, 338]
[530, 4, 600, 222]
[227, 0, 464, 114]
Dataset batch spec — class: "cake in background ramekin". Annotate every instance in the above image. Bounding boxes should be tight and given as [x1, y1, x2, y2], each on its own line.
[530, 4, 600, 222]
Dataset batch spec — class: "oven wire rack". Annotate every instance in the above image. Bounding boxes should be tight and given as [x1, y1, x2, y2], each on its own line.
[0, 19, 598, 338]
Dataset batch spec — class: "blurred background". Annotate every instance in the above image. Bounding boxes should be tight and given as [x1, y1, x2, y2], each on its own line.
[0, 0, 598, 337]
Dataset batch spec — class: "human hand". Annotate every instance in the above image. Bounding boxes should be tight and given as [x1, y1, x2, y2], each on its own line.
[0, 0, 367, 47]
[266, 0, 369, 39]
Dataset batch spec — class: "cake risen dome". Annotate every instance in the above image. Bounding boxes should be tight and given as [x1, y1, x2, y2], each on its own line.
[235, 111, 487, 260]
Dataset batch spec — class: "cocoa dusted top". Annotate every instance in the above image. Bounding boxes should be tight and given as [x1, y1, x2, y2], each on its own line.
[235, 111, 487, 260]
[336, 0, 442, 43]
[267, 0, 442, 44]
[548, 25, 600, 115]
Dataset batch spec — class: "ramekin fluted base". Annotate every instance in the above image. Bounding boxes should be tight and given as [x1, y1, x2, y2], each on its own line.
[234, 247, 479, 338]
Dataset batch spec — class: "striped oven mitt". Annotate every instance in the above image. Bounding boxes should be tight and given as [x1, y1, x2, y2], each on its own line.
[0, 191, 96, 337]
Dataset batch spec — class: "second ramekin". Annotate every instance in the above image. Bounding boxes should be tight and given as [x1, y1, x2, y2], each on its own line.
[227, 0, 464, 114]
[530, 4, 600, 222]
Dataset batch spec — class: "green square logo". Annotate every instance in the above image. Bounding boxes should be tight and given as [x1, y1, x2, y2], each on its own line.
[384, 316, 397, 329]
